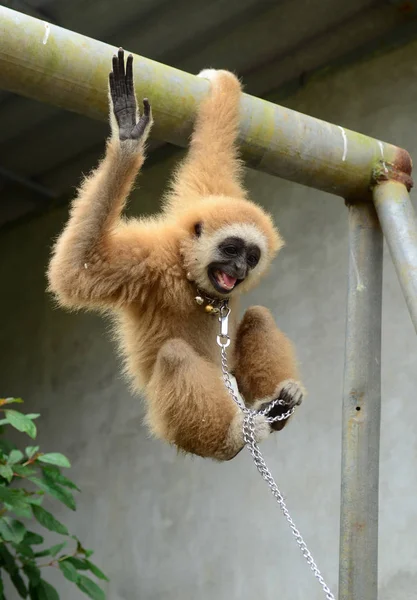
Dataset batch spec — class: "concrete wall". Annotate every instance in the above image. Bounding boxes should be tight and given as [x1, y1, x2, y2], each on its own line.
[1, 40, 417, 600]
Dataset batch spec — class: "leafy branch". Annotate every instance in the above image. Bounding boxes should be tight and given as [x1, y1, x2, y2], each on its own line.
[0, 398, 108, 599]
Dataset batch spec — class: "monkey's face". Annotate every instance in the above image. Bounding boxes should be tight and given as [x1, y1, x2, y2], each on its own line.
[178, 196, 283, 299]
[207, 234, 261, 294]
[186, 221, 271, 297]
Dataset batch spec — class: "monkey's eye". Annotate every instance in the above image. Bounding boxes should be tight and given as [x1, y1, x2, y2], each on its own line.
[247, 254, 260, 268]
[223, 246, 238, 257]
[194, 222, 202, 237]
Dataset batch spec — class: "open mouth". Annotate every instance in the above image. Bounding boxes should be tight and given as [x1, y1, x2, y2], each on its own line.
[208, 267, 243, 294]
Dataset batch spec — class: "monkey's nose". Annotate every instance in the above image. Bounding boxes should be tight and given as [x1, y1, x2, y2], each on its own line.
[233, 262, 247, 279]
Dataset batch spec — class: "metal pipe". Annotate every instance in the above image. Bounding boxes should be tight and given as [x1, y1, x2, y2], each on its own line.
[338, 201, 383, 600]
[0, 6, 412, 200]
[373, 180, 417, 334]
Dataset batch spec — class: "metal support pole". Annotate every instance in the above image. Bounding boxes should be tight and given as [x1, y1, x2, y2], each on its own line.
[0, 6, 412, 200]
[339, 201, 383, 600]
[373, 180, 417, 334]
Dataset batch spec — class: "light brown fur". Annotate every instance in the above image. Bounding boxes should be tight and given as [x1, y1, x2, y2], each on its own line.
[47, 61, 303, 461]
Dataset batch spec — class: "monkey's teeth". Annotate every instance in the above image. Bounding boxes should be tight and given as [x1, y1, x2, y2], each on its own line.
[215, 270, 237, 290]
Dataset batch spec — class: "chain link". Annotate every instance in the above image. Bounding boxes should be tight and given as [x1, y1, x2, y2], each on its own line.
[218, 307, 335, 600]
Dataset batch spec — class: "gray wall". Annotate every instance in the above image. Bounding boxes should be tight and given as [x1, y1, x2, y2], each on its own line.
[1, 40, 417, 600]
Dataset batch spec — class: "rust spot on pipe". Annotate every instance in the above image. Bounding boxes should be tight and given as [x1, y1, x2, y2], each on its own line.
[372, 154, 413, 191]
[394, 147, 413, 175]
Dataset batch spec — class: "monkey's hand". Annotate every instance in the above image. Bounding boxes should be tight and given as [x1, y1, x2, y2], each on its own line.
[256, 379, 304, 431]
[109, 48, 153, 144]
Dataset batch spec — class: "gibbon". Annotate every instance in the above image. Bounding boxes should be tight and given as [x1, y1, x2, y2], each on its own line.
[47, 49, 304, 461]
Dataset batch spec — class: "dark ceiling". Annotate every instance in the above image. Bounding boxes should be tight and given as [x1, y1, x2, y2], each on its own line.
[1, 0, 417, 227]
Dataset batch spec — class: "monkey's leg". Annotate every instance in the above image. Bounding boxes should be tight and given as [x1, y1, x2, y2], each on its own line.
[146, 339, 271, 461]
[166, 69, 246, 203]
[233, 306, 304, 432]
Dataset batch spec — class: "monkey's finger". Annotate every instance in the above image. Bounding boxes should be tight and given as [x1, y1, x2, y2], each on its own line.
[112, 55, 122, 97]
[142, 99, 150, 117]
[118, 48, 125, 78]
[280, 383, 303, 407]
[118, 48, 127, 96]
[126, 54, 134, 94]
[131, 111, 150, 140]
[112, 54, 119, 79]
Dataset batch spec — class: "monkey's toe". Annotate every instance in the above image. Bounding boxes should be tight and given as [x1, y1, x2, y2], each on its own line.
[256, 380, 304, 431]
[278, 379, 304, 407]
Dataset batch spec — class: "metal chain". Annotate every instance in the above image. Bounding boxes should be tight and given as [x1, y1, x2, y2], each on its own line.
[217, 306, 335, 600]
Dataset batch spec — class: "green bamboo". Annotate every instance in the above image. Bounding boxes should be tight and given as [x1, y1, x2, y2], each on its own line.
[0, 5, 412, 199]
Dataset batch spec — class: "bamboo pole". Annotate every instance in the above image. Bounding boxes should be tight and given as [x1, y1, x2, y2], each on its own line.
[0, 6, 412, 200]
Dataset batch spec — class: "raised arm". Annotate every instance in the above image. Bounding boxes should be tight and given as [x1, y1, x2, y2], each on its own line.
[48, 49, 154, 309]
[165, 69, 247, 208]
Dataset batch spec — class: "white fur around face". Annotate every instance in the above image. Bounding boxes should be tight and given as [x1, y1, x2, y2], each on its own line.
[190, 223, 270, 297]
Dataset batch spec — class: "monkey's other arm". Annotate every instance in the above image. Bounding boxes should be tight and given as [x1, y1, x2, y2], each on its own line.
[233, 306, 304, 431]
[167, 69, 246, 202]
[48, 49, 154, 309]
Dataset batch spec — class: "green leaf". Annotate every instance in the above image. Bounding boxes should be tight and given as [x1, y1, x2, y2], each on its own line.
[0, 517, 26, 544]
[25, 415, 40, 421]
[86, 560, 109, 582]
[34, 540, 70, 558]
[28, 584, 38, 600]
[0, 545, 27, 598]
[23, 563, 41, 587]
[7, 450, 24, 465]
[0, 486, 32, 512]
[59, 560, 79, 583]
[28, 477, 76, 511]
[32, 579, 59, 600]
[37, 454, 70, 468]
[26, 493, 44, 504]
[13, 465, 38, 478]
[0, 420, 9, 426]
[0, 465, 14, 482]
[10, 569, 28, 598]
[33, 549, 52, 558]
[77, 575, 105, 600]
[16, 542, 35, 558]
[49, 542, 66, 557]
[4, 410, 36, 440]
[0, 485, 18, 503]
[24, 531, 44, 546]
[8, 504, 33, 519]
[0, 542, 17, 573]
[42, 468, 80, 492]
[25, 447, 40, 460]
[32, 505, 68, 536]
[64, 556, 89, 570]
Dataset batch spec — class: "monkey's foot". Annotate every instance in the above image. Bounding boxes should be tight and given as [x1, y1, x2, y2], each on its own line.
[109, 48, 152, 142]
[254, 379, 304, 431]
